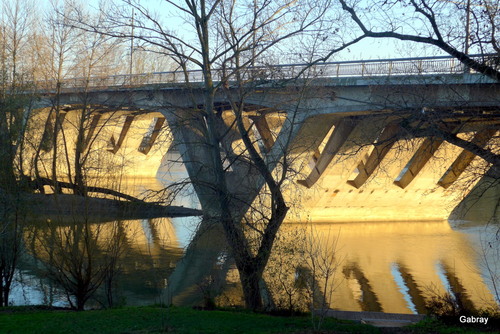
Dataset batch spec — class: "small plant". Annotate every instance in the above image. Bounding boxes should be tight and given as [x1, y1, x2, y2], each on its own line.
[263, 227, 309, 315]
[424, 285, 500, 329]
[426, 290, 473, 318]
[304, 225, 342, 331]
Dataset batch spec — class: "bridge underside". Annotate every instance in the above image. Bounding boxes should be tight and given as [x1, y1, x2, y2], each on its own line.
[289, 113, 498, 222]
[36, 73, 499, 221]
[158, 103, 498, 222]
[25, 107, 170, 195]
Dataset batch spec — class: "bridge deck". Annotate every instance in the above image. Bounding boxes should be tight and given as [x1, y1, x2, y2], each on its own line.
[34, 54, 498, 91]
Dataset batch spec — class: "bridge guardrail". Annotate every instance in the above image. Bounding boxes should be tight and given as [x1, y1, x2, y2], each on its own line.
[33, 54, 493, 91]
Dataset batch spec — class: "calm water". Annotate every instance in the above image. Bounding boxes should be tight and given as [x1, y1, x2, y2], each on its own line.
[9, 161, 500, 313]
[11, 214, 499, 313]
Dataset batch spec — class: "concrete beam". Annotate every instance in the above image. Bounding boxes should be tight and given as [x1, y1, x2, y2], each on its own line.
[138, 117, 166, 155]
[394, 137, 444, 189]
[438, 128, 497, 188]
[108, 115, 135, 154]
[348, 122, 400, 189]
[83, 113, 102, 150]
[288, 114, 337, 155]
[250, 115, 275, 153]
[298, 118, 356, 188]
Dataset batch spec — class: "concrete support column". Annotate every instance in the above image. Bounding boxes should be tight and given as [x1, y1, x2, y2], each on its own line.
[108, 115, 135, 154]
[138, 117, 166, 155]
[298, 117, 357, 188]
[250, 115, 275, 153]
[394, 137, 444, 189]
[163, 108, 222, 217]
[348, 121, 400, 189]
[438, 128, 497, 188]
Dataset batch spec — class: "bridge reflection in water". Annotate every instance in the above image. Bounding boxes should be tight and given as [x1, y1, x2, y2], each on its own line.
[299, 221, 496, 314]
[18, 214, 497, 313]
[21, 216, 183, 307]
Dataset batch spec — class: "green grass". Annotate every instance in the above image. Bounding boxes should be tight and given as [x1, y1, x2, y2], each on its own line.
[0, 306, 379, 334]
[407, 317, 499, 334]
[1, 307, 497, 334]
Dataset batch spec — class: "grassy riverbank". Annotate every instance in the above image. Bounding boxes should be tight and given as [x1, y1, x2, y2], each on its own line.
[0, 306, 495, 333]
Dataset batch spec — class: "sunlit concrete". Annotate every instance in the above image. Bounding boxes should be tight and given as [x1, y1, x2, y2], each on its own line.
[31, 72, 499, 221]
[289, 130, 487, 222]
[25, 109, 171, 181]
[439, 129, 498, 188]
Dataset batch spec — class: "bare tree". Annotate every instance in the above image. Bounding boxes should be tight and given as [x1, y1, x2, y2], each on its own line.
[331, 0, 500, 80]
[0, 0, 37, 307]
[0, 200, 25, 307]
[66, 0, 335, 310]
[27, 216, 127, 311]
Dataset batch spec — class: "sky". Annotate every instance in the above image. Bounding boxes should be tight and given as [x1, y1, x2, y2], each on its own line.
[35, 0, 449, 63]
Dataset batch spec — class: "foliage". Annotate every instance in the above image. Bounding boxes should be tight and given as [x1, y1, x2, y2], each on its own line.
[424, 286, 500, 329]
[264, 227, 309, 314]
[425, 289, 475, 318]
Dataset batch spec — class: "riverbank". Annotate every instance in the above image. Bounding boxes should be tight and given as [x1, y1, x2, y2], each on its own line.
[0, 306, 496, 333]
[23, 193, 202, 221]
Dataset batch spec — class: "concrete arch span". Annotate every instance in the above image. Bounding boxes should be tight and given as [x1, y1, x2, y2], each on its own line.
[288, 113, 499, 222]
[33, 74, 499, 221]
[24, 106, 172, 193]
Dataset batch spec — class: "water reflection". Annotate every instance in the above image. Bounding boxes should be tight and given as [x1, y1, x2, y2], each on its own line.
[295, 221, 497, 314]
[164, 219, 499, 314]
[19, 217, 185, 308]
[13, 215, 499, 313]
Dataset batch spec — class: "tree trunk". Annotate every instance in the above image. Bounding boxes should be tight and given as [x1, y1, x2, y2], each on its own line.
[239, 263, 263, 311]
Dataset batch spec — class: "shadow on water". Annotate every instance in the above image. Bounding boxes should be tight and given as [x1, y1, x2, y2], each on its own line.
[163, 219, 499, 314]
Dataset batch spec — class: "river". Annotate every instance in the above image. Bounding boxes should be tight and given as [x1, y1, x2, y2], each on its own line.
[9, 161, 500, 314]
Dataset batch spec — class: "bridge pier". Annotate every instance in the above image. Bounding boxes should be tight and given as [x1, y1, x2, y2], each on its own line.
[162, 105, 306, 302]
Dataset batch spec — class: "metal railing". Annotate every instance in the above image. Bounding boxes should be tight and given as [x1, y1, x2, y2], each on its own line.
[34, 54, 494, 91]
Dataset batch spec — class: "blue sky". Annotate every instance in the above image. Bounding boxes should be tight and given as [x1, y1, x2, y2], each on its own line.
[39, 0, 448, 62]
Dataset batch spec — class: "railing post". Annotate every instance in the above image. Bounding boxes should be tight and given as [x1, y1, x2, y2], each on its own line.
[362, 62, 365, 76]
[388, 61, 393, 76]
[336, 64, 340, 77]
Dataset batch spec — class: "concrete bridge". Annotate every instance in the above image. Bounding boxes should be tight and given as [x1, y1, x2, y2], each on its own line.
[32, 55, 500, 222]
